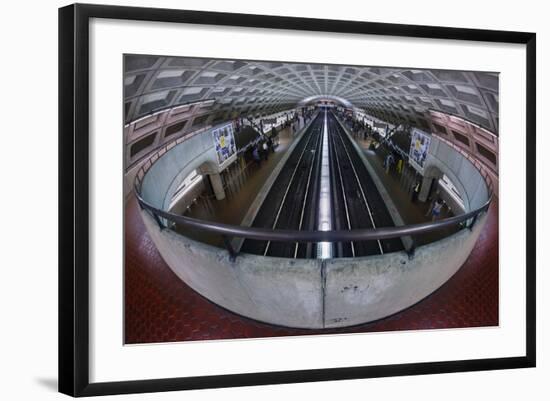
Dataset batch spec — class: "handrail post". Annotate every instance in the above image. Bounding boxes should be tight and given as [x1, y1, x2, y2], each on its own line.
[152, 212, 164, 230]
[135, 193, 144, 210]
[406, 236, 416, 260]
[468, 213, 478, 231]
[222, 235, 237, 262]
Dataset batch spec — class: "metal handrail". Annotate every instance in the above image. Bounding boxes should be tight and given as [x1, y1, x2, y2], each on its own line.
[133, 109, 493, 259]
[135, 186, 491, 244]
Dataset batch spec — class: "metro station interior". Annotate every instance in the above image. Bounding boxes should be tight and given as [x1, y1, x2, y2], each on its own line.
[124, 55, 499, 344]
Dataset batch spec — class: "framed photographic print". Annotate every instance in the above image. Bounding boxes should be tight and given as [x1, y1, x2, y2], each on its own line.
[58, 3, 536, 397]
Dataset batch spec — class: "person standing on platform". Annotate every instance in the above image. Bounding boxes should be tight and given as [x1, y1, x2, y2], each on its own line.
[396, 158, 403, 174]
[384, 153, 394, 173]
[262, 141, 269, 160]
[430, 198, 444, 221]
[252, 145, 261, 166]
[412, 180, 421, 203]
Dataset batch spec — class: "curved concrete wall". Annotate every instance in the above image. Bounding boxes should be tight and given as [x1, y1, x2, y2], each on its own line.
[323, 213, 487, 327]
[141, 210, 324, 328]
[141, 132, 220, 210]
[141, 208, 487, 329]
[137, 112, 492, 329]
[424, 136, 489, 211]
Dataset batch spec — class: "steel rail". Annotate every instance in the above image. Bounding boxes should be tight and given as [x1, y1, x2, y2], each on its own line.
[263, 116, 320, 256]
[333, 114, 384, 254]
[294, 121, 323, 258]
[329, 119, 355, 257]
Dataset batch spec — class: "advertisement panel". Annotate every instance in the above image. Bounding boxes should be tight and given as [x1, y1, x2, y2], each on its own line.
[212, 123, 236, 166]
[409, 128, 431, 172]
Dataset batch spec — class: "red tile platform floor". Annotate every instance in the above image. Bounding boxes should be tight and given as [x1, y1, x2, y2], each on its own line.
[125, 196, 498, 344]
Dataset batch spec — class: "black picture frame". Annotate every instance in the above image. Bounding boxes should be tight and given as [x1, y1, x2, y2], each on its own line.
[59, 3, 536, 397]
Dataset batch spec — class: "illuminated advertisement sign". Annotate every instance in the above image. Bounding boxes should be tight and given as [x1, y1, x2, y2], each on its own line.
[212, 123, 236, 166]
[409, 128, 431, 173]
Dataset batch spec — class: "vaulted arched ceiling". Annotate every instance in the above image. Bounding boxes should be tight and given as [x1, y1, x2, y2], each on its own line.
[124, 55, 499, 135]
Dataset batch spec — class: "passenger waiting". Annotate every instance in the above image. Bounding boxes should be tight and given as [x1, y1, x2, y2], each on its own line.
[430, 198, 444, 221]
[252, 145, 261, 166]
[412, 180, 421, 202]
[384, 153, 395, 173]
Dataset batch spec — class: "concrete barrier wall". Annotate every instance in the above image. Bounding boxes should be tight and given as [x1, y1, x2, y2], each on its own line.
[425, 137, 489, 211]
[141, 210, 324, 328]
[141, 132, 219, 210]
[137, 112, 491, 329]
[141, 208, 487, 329]
[323, 213, 487, 327]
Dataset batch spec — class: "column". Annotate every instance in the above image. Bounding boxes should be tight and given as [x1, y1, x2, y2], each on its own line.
[209, 173, 226, 200]
[418, 175, 434, 203]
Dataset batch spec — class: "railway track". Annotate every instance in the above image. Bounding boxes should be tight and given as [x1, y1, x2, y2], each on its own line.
[241, 109, 403, 258]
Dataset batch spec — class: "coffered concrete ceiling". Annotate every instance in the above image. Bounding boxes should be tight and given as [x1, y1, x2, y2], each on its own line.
[124, 55, 499, 134]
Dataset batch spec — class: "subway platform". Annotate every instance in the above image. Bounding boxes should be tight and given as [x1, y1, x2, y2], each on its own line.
[124, 121, 499, 342]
